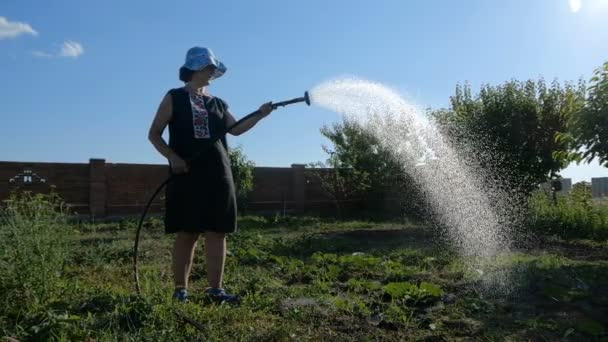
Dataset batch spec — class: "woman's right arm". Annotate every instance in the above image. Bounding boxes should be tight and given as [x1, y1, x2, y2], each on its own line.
[148, 94, 189, 173]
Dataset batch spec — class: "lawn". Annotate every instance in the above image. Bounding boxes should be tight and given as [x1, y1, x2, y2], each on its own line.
[1, 214, 608, 341]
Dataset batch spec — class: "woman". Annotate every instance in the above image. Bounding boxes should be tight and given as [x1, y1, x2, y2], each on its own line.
[148, 46, 274, 303]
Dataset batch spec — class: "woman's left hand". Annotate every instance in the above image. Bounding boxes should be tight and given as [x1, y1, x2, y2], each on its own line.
[259, 102, 274, 116]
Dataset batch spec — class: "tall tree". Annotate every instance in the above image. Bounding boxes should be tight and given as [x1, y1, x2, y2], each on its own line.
[316, 119, 425, 218]
[432, 79, 585, 196]
[306, 158, 370, 219]
[571, 61, 608, 167]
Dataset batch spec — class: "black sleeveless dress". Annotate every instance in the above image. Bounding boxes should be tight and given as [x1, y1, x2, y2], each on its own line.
[164, 87, 237, 234]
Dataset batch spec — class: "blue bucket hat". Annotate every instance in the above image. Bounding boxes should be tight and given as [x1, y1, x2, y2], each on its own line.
[182, 47, 227, 79]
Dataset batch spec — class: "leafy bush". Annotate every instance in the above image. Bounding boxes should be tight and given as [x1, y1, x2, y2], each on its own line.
[528, 185, 608, 240]
[432, 79, 585, 196]
[0, 191, 71, 315]
[229, 145, 255, 213]
[566, 61, 608, 167]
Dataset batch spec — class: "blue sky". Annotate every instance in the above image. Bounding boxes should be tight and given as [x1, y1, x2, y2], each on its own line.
[1, 0, 607, 183]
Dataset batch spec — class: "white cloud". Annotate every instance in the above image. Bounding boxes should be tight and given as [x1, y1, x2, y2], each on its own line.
[59, 40, 84, 58]
[32, 40, 85, 59]
[0, 16, 38, 39]
[32, 50, 53, 58]
[569, 0, 582, 12]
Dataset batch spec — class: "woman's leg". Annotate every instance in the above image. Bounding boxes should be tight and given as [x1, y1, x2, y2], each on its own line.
[172, 232, 200, 289]
[204, 231, 226, 288]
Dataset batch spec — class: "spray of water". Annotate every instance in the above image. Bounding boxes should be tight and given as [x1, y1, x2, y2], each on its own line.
[310, 78, 519, 291]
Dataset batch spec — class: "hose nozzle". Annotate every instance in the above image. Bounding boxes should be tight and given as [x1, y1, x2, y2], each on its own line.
[272, 91, 310, 109]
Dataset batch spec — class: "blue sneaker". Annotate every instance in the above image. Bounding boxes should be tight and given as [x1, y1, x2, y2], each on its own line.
[173, 288, 189, 303]
[204, 287, 240, 304]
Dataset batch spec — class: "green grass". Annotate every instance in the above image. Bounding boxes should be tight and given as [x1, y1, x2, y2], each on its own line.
[1, 193, 608, 341]
[528, 189, 608, 240]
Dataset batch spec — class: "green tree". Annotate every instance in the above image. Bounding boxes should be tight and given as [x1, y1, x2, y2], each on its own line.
[320, 120, 403, 193]
[317, 119, 425, 218]
[572, 61, 608, 167]
[229, 146, 255, 213]
[432, 79, 585, 196]
[306, 156, 370, 219]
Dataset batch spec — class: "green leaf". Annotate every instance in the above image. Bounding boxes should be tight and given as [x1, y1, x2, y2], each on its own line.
[383, 282, 415, 299]
[419, 282, 444, 297]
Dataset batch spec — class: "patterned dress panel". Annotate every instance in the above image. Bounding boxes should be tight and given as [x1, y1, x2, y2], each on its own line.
[189, 93, 211, 139]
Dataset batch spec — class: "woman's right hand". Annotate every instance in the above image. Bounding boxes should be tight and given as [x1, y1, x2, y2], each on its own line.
[258, 102, 274, 117]
[169, 156, 189, 174]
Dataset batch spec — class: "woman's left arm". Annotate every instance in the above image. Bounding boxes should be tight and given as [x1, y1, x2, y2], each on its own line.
[226, 102, 274, 136]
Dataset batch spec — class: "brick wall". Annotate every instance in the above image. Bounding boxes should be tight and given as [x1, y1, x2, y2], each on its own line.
[0, 161, 90, 214]
[0, 159, 351, 218]
[8, 159, 603, 219]
[104, 162, 169, 216]
[248, 166, 294, 212]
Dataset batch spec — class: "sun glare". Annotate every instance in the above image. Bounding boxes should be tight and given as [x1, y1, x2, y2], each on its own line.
[569, 0, 582, 12]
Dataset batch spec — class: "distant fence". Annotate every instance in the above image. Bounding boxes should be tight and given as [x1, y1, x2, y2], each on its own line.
[4, 159, 603, 219]
[0, 159, 396, 219]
